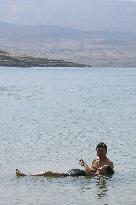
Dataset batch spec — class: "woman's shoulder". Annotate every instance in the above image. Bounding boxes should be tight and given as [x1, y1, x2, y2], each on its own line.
[107, 157, 114, 167]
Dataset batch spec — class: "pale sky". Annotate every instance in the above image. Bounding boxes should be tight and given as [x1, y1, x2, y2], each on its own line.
[0, 0, 136, 32]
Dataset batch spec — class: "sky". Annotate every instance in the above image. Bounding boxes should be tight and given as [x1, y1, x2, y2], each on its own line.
[0, 0, 136, 31]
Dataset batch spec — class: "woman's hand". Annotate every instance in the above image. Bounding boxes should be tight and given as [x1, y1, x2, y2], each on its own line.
[79, 159, 85, 166]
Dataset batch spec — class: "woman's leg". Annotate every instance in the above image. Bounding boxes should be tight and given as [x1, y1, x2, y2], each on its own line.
[16, 169, 63, 177]
[32, 171, 62, 177]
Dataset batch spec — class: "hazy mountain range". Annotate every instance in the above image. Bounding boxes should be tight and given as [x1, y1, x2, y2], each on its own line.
[0, 21, 136, 41]
[0, 0, 136, 67]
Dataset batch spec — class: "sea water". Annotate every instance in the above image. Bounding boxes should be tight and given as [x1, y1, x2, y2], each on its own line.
[0, 67, 136, 205]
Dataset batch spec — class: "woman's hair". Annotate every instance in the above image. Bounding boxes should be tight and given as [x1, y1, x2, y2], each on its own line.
[96, 142, 107, 152]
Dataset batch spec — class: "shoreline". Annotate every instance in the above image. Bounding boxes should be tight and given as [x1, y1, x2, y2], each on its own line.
[0, 50, 90, 68]
[1, 50, 136, 68]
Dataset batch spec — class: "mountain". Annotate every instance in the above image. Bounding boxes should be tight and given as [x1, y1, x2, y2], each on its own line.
[0, 50, 88, 67]
[0, 0, 136, 67]
[0, 21, 136, 68]
[0, 22, 136, 41]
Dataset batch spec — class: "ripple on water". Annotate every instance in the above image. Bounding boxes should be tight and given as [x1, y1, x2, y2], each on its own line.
[0, 67, 136, 205]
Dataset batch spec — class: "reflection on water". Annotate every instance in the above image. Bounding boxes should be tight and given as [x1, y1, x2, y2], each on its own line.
[95, 176, 110, 199]
[79, 175, 111, 199]
[0, 67, 136, 205]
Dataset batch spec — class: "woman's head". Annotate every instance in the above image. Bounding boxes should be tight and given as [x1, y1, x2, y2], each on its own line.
[96, 142, 107, 152]
[96, 142, 107, 158]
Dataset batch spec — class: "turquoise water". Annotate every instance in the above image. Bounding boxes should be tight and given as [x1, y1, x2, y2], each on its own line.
[0, 67, 136, 205]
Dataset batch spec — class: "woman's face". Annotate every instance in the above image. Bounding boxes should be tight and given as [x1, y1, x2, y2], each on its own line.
[96, 146, 107, 158]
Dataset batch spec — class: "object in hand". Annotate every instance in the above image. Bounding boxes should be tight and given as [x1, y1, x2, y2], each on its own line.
[79, 159, 84, 166]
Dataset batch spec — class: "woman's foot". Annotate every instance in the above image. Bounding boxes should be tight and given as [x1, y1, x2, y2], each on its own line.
[16, 169, 26, 176]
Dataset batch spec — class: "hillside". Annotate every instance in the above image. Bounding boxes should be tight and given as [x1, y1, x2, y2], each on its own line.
[0, 22, 136, 67]
[0, 50, 88, 67]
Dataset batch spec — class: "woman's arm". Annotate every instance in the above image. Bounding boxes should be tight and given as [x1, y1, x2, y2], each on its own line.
[79, 159, 96, 175]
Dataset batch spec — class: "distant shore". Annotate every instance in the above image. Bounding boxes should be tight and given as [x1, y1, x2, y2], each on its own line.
[0, 50, 90, 68]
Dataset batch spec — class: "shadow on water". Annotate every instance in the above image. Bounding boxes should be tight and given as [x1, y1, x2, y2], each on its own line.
[95, 175, 113, 199]
[84, 175, 112, 199]
[79, 174, 113, 199]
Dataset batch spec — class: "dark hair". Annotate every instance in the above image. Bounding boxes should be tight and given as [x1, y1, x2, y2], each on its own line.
[96, 142, 107, 152]
[106, 166, 114, 175]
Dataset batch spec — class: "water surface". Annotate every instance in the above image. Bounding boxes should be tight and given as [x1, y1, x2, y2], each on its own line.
[0, 67, 136, 205]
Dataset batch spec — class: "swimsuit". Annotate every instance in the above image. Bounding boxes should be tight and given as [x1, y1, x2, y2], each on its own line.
[62, 169, 86, 177]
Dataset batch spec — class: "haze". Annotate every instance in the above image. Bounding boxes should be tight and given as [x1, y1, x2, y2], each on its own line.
[0, 0, 136, 32]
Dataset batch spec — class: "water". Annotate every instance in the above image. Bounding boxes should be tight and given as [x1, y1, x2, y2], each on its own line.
[0, 67, 136, 205]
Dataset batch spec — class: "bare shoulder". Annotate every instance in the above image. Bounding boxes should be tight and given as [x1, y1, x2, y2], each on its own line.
[107, 158, 114, 168]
